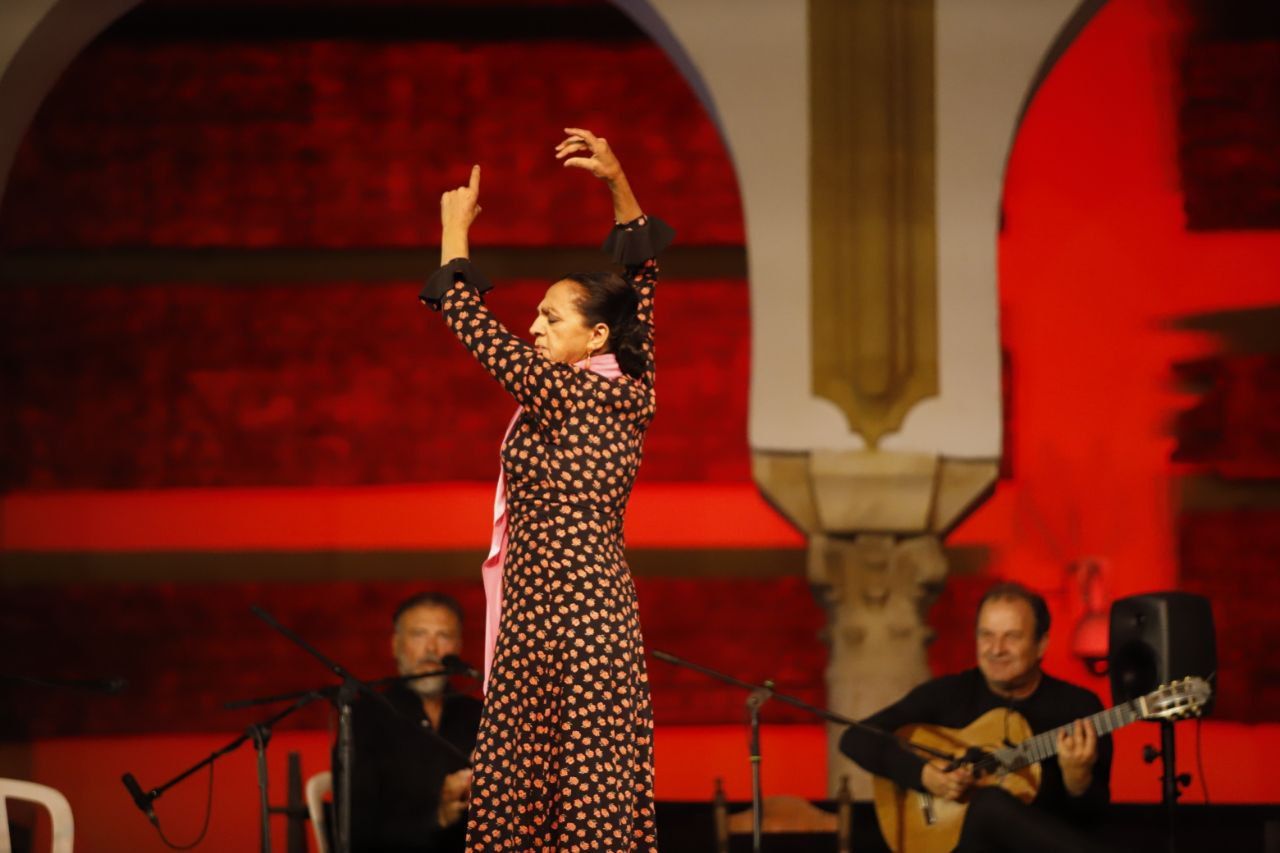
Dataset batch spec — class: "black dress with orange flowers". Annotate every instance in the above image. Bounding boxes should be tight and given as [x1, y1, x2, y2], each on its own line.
[421, 216, 673, 851]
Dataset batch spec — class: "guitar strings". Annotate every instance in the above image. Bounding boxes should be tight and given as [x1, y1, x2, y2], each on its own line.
[932, 681, 1209, 783]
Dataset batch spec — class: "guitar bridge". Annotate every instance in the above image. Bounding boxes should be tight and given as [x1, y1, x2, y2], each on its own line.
[918, 792, 936, 826]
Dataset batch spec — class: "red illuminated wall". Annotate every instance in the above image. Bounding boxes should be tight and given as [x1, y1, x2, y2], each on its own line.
[0, 40, 741, 249]
[950, 0, 1280, 722]
[0, 278, 752, 489]
[1, 577, 827, 739]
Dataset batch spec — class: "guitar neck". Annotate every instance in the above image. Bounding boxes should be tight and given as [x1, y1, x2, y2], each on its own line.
[1002, 700, 1140, 770]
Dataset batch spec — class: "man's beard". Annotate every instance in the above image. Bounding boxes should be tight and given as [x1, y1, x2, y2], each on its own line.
[401, 659, 448, 697]
[409, 673, 448, 697]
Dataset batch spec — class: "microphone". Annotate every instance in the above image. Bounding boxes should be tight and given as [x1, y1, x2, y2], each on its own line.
[442, 654, 481, 680]
[122, 772, 158, 826]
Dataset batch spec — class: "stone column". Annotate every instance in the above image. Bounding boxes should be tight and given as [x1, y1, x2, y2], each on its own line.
[755, 450, 997, 795]
[810, 533, 945, 796]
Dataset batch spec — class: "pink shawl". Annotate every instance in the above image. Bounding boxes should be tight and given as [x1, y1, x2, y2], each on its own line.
[480, 353, 624, 692]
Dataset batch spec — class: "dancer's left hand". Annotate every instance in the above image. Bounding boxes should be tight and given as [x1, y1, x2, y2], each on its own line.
[555, 128, 623, 182]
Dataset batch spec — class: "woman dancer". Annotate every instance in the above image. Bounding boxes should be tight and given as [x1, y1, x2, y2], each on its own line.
[420, 128, 671, 850]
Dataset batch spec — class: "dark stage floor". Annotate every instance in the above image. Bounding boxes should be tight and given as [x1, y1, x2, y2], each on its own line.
[654, 802, 1280, 853]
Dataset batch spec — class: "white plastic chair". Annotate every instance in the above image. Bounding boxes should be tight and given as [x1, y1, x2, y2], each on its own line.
[0, 778, 74, 853]
[304, 771, 332, 853]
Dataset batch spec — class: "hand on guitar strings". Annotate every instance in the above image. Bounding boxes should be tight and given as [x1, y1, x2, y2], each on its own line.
[1056, 718, 1099, 797]
[922, 760, 975, 802]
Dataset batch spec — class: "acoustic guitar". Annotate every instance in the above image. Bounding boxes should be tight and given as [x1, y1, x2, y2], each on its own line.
[871, 677, 1212, 853]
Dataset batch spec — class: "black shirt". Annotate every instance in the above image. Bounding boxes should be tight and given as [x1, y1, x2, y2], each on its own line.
[839, 668, 1112, 823]
[336, 683, 482, 853]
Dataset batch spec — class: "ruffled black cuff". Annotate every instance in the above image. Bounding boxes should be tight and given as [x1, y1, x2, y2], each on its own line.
[601, 215, 675, 266]
[418, 257, 494, 311]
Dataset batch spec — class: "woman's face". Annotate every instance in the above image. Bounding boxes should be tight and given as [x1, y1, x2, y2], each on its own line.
[529, 279, 608, 364]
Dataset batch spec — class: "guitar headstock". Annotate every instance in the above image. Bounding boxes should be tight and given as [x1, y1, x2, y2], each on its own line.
[1139, 677, 1213, 721]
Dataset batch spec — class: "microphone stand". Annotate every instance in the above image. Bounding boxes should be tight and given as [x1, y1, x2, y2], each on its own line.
[1143, 719, 1192, 853]
[243, 605, 471, 853]
[121, 615, 469, 853]
[224, 668, 469, 713]
[242, 605, 385, 853]
[651, 649, 953, 853]
[237, 666, 470, 853]
[745, 682, 772, 853]
[122, 688, 322, 853]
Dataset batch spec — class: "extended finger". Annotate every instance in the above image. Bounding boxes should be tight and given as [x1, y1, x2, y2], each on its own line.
[1081, 721, 1097, 754]
[468, 164, 481, 193]
[563, 126, 598, 145]
[1056, 727, 1074, 752]
[1070, 724, 1090, 755]
[561, 157, 596, 171]
[555, 142, 589, 159]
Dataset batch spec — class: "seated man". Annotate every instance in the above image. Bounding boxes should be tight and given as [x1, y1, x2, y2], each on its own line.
[840, 582, 1113, 853]
[339, 591, 481, 853]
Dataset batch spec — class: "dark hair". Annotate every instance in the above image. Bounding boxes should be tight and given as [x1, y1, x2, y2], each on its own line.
[563, 272, 645, 378]
[392, 591, 464, 629]
[977, 582, 1050, 641]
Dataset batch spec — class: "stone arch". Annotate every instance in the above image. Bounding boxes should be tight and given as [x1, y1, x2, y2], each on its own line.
[0, 0, 142, 201]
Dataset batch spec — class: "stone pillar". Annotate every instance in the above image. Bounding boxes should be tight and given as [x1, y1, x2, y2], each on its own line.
[754, 449, 998, 795]
[810, 533, 946, 796]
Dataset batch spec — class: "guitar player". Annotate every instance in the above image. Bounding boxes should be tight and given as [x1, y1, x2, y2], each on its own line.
[840, 582, 1118, 853]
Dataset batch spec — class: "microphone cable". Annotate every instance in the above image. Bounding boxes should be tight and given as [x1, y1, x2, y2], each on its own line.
[145, 761, 217, 851]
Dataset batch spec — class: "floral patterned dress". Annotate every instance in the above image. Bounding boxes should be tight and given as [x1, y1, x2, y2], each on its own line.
[420, 216, 673, 851]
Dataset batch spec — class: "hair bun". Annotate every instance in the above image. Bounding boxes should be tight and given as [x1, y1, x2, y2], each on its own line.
[565, 272, 647, 378]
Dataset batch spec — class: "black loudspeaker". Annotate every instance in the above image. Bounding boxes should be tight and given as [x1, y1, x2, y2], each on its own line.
[1108, 592, 1216, 714]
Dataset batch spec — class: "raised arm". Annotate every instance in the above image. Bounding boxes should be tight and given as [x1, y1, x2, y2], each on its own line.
[439, 164, 482, 268]
[556, 126, 642, 223]
[421, 165, 576, 420]
[557, 128, 674, 388]
[421, 135, 672, 419]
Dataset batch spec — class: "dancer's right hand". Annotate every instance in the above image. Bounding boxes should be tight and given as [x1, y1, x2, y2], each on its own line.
[440, 165, 481, 264]
[441, 164, 482, 233]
